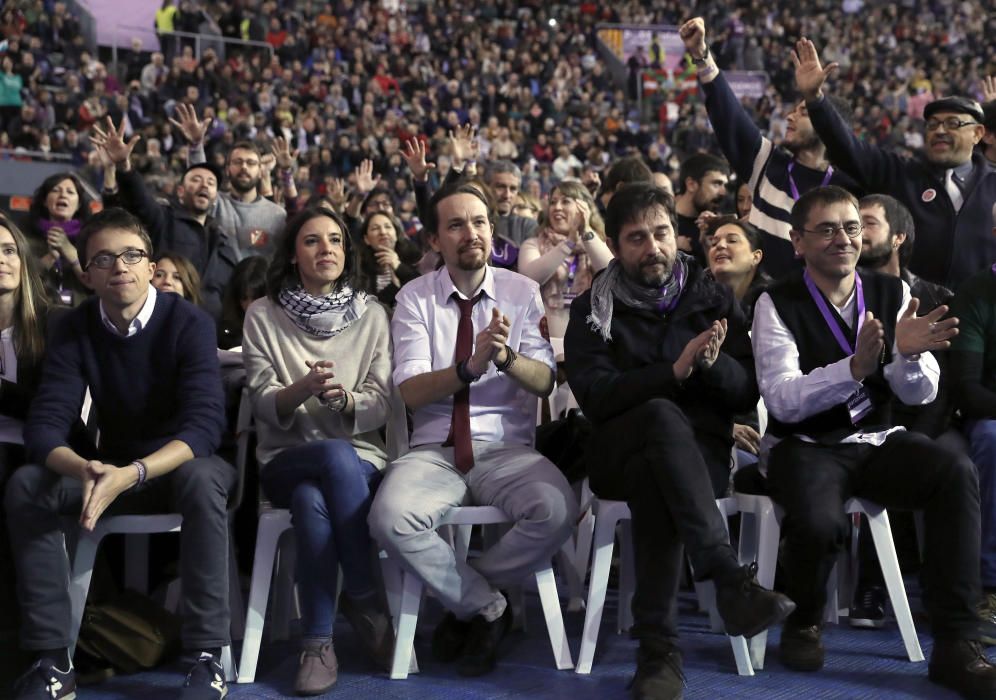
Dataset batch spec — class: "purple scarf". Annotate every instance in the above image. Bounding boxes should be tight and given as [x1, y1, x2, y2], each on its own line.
[38, 219, 83, 239]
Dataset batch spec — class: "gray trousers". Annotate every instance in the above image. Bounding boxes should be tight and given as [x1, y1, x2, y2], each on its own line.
[368, 441, 578, 620]
[3, 456, 234, 651]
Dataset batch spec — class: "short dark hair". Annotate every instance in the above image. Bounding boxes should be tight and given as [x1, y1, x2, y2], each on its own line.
[358, 211, 405, 247]
[361, 186, 396, 214]
[860, 193, 916, 269]
[228, 141, 262, 161]
[604, 182, 677, 243]
[485, 160, 522, 184]
[75, 207, 153, 267]
[423, 183, 494, 239]
[222, 255, 268, 329]
[704, 215, 762, 251]
[266, 206, 361, 302]
[790, 185, 860, 233]
[983, 100, 996, 132]
[677, 154, 730, 194]
[600, 155, 653, 197]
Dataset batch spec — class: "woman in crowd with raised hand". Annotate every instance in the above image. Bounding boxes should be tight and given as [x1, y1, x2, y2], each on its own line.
[26, 172, 94, 306]
[241, 206, 394, 696]
[517, 180, 613, 337]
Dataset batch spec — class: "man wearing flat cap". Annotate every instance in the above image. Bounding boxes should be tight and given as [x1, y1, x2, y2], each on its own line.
[793, 38, 995, 291]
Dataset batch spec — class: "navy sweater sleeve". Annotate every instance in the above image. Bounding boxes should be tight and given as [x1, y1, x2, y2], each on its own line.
[24, 311, 89, 464]
[702, 72, 765, 184]
[171, 305, 226, 457]
[117, 168, 170, 250]
[807, 95, 909, 193]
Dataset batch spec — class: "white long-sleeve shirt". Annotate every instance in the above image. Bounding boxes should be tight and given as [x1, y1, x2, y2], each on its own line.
[751, 279, 939, 463]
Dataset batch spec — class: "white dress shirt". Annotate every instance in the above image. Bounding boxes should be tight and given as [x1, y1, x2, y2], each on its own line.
[99, 285, 158, 338]
[752, 279, 939, 463]
[392, 265, 555, 448]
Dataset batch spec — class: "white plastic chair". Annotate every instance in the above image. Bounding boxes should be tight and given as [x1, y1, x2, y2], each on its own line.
[575, 490, 754, 676]
[735, 492, 924, 670]
[382, 505, 574, 680]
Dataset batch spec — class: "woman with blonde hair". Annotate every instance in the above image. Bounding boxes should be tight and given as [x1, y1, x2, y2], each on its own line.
[517, 180, 613, 337]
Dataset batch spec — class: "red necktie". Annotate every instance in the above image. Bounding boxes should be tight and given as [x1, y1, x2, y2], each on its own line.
[444, 293, 481, 473]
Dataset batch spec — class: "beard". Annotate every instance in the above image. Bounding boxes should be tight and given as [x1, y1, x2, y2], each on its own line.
[626, 254, 674, 288]
[455, 242, 490, 271]
[230, 173, 260, 194]
[857, 240, 894, 271]
[786, 132, 821, 155]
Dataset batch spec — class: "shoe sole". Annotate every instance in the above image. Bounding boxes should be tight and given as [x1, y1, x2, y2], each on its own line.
[724, 598, 797, 638]
[849, 618, 887, 630]
[780, 654, 825, 672]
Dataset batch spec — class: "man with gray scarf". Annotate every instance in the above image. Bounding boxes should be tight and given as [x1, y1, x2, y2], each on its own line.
[564, 183, 793, 699]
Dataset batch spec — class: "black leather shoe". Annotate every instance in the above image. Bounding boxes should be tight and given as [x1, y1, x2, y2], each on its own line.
[431, 612, 470, 663]
[929, 639, 996, 699]
[780, 622, 825, 672]
[631, 637, 684, 700]
[457, 606, 513, 677]
[715, 562, 796, 638]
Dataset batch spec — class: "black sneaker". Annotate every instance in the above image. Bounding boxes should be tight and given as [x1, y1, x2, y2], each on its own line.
[929, 639, 996, 698]
[179, 652, 228, 699]
[431, 612, 471, 663]
[12, 659, 77, 700]
[630, 637, 684, 700]
[715, 562, 796, 638]
[339, 592, 396, 671]
[780, 622, 824, 672]
[457, 605, 513, 677]
[849, 584, 887, 629]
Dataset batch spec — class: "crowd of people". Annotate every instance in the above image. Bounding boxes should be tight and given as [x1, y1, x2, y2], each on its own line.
[0, 1, 995, 700]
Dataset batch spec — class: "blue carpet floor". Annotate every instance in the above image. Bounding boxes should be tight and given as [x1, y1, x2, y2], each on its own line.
[71, 589, 969, 700]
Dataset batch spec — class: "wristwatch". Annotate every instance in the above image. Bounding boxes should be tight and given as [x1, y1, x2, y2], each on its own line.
[692, 46, 711, 65]
[581, 230, 596, 242]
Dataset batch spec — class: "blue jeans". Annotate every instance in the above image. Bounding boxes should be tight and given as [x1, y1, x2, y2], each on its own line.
[968, 420, 996, 587]
[261, 439, 382, 638]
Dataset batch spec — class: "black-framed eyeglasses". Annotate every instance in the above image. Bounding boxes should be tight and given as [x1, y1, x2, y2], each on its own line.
[801, 222, 863, 241]
[85, 249, 149, 270]
[925, 118, 980, 132]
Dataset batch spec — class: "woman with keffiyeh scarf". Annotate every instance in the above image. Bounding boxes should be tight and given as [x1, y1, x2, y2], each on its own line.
[242, 206, 395, 695]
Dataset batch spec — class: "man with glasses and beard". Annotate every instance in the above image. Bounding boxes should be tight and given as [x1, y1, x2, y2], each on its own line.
[794, 38, 995, 290]
[93, 116, 239, 321]
[564, 182, 794, 699]
[172, 104, 287, 257]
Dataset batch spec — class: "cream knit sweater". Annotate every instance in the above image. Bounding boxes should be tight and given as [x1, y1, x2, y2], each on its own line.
[242, 296, 393, 469]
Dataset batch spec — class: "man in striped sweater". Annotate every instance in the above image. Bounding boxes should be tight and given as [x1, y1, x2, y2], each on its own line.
[679, 17, 861, 281]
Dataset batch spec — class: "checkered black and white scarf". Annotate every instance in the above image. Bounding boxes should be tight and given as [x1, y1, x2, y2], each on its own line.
[278, 284, 370, 338]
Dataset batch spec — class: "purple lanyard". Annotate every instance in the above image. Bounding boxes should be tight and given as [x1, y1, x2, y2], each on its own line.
[657, 263, 685, 314]
[803, 270, 864, 355]
[787, 162, 834, 201]
[566, 254, 579, 284]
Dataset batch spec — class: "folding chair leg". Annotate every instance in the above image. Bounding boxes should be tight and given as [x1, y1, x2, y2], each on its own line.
[390, 570, 423, 679]
[576, 512, 618, 674]
[238, 512, 287, 683]
[535, 566, 573, 670]
[69, 530, 103, 655]
[866, 509, 925, 663]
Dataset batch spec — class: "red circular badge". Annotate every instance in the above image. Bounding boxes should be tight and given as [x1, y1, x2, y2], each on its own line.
[539, 315, 550, 341]
[921, 188, 936, 203]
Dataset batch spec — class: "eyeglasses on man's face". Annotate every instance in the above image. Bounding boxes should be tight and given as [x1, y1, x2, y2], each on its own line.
[85, 248, 149, 270]
[925, 118, 980, 132]
[801, 222, 864, 241]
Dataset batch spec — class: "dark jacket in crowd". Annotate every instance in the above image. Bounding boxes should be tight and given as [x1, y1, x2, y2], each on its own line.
[359, 236, 421, 308]
[809, 95, 996, 291]
[117, 168, 240, 320]
[564, 259, 758, 445]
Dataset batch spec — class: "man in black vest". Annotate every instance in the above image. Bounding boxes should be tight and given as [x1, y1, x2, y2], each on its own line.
[752, 185, 993, 697]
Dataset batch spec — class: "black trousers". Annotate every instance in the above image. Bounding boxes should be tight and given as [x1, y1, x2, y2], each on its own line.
[4, 456, 235, 651]
[588, 399, 739, 640]
[766, 431, 981, 639]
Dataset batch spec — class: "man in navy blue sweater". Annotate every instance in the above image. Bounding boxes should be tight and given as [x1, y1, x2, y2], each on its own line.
[792, 37, 995, 291]
[4, 208, 233, 700]
[679, 18, 861, 281]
